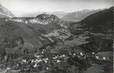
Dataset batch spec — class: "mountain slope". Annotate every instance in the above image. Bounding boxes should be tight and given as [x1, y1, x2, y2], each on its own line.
[81, 7, 113, 34]
[0, 14, 69, 49]
[69, 7, 113, 53]
[80, 7, 113, 52]
[0, 4, 14, 18]
[62, 9, 100, 22]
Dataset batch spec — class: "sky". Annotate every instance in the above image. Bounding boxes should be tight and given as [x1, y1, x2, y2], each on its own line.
[0, 0, 113, 16]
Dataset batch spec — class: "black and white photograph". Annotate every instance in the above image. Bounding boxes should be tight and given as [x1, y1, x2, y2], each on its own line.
[0, 0, 113, 73]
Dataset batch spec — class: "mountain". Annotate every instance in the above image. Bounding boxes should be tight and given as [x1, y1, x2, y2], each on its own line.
[0, 4, 14, 18]
[20, 12, 45, 17]
[69, 7, 113, 53]
[67, 8, 113, 73]
[0, 14, 69, 49]
[52, 11, 67, 18]
[9, 14, 61, 25]
[81, 7, 113, 34]
[62, 9, 100, 22]
[19, 11, 67, 18]
[0, 7, 113, 53]
[36, 14, 60, 23]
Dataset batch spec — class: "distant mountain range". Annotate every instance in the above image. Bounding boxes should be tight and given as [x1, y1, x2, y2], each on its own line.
[51, 11, 67, 18]
[0, 4, 14, 18]
[15, 10, 101, 20]
[62, 9, 101, 22]
[19, 11, 67, 18]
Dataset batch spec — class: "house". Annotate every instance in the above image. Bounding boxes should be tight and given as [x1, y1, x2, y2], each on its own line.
[95, 51, 112, 61]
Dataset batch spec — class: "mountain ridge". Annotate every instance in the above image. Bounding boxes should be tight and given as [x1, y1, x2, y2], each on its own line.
[62, 9, 101, 22]
[0, 4, 14, 18]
